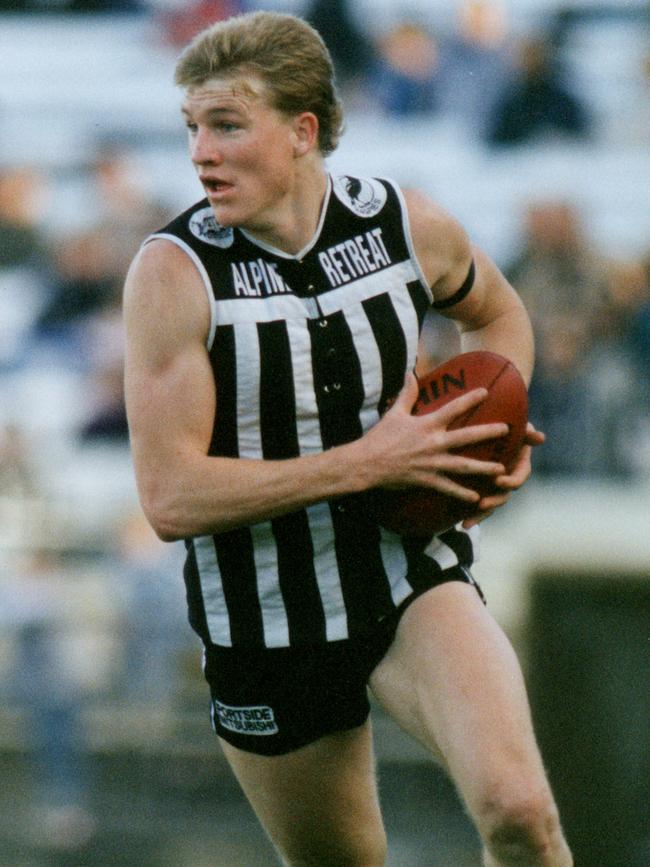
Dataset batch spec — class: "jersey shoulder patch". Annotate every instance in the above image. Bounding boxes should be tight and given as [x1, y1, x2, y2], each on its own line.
[332, 175, 388, 218]
[188, 206, 235, 248]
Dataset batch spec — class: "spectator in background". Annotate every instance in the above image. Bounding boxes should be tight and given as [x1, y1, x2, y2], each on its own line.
[529, 304, 639, 480]
[619, 253, 650, 474]
[33, 144, 170, 364]
[508, 200, 642, 478]
[68, 0, 144, 9]
[114, 510, 188, 706]
[505, 200, 609, 334]
[77, 296, 129, 443]
[598, 257, 650, 468]
[369, 20, 440, 117]
[305, 0, 376, 95]
[34, 228, 120, 345]
[0, 423, 38, 496]
[606, 255, 650, 385]
[0, 166, 49, 273]
[486, 34, 592, 147]
[90, 144, 173, 281]
[438, 0, 512, 138]
[24, 143, 167, 443]
[158, 0, 246, 48]
[0, 0, 143, 8]
[527, 312, 601, 477]
[2, 549, 98, 851]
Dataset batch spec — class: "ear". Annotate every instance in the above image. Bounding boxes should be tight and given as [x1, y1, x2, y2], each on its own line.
[291, 112, 320, 156]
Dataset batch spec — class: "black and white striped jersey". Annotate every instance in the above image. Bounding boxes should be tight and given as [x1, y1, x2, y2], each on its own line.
[144, 173, 478, 649]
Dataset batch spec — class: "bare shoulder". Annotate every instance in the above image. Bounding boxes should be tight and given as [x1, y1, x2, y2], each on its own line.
[403, 189, 469, 263]
[123, 237, 212, 353]
[402, 187, 473, 297]
[124, 237, 206, 310]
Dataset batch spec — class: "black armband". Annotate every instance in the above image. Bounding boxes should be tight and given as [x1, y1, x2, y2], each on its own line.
[432, 259, 476, 310]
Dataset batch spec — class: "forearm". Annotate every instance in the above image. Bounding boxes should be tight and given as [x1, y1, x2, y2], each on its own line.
[459, 302, 534, 386]
[135, 375, 516, 541]
[139, 438, 374, 541]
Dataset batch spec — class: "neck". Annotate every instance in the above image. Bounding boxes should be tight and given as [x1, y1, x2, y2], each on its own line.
[244, 159, 329, 256]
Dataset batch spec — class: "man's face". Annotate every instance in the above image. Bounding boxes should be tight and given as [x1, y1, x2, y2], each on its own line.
[182, 76, 300, 232]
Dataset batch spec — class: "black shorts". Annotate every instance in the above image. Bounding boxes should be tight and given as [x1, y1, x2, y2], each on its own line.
[203, 565, 484, 756]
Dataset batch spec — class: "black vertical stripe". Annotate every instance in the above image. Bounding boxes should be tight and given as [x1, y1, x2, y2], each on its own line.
[209, 325, 238, 457]
[400, 535, 444, 596]
[257, 321, 299, 460]
[183, 541, 211, 643]
[438, 528, 474, 567]
[362, 292, 408, 414]
[308, 311, 365, 448]
[216, 528, 265, 646]
[272, 512, 327, 644]
[331, 508, 396, 632]
[407, 279, 432, 330]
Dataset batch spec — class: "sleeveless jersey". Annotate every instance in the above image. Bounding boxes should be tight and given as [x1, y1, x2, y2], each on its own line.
[145, 174, 478, 649]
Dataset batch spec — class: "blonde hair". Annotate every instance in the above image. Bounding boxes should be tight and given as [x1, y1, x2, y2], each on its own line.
[174, 11, 344, 156]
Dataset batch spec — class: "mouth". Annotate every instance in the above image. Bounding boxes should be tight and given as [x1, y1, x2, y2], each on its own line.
[200, 176, 234, 199]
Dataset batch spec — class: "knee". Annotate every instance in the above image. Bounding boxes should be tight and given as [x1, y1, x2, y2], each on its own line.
[477, 784, 570, 865]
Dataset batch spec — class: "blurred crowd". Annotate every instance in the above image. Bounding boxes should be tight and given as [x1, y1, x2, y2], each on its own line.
[0, 0, 649, 853]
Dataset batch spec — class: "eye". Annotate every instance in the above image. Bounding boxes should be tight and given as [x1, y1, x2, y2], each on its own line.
[185, 121, 198, 135]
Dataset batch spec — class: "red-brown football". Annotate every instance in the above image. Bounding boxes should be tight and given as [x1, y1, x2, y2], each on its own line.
[375, 350, 528, 535]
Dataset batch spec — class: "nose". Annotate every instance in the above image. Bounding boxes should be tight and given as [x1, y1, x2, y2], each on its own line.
[190, 127, 222, 168]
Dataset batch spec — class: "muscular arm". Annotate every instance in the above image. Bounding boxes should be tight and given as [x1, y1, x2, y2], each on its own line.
[404, 189, 543, 521]
[124, 240, 507, 541]
[405, 189, 534, 385]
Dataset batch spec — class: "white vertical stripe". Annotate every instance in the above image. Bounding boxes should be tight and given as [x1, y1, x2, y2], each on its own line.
[423, 535, 460, 571]
[234, 322, 263, 458]
[250, 522, 290, 647]
[343, 303, 383, 434]
[468, 523, 480, 560]
[194, 535, 232, 647]
[389, 285, 421, 372]
[285, 319, 323, 455]
[378, 531, 412, 607]
[306, 502, 349, 641]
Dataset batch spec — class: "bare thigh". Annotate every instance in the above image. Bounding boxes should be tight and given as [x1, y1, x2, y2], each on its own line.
[219, 719, 387, 867]
[369, 582, 553, 824]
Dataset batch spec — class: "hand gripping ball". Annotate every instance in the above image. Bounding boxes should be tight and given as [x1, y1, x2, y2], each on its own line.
[375, 351, 529, 535]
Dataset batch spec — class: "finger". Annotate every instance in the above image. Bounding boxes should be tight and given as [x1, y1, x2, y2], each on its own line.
[390, 370, 420, 412]
[524, 428, 546, 447]
[463, 487, 515, 527]
[427, 387, 489, 423]
[444, 421, 509, 450]
[463, 507, 496, 529]
[493, 444, 533, 488]
[434, 455, 505, 476]
[428, 475, 482, 503]
[477, 491, 511, 511]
